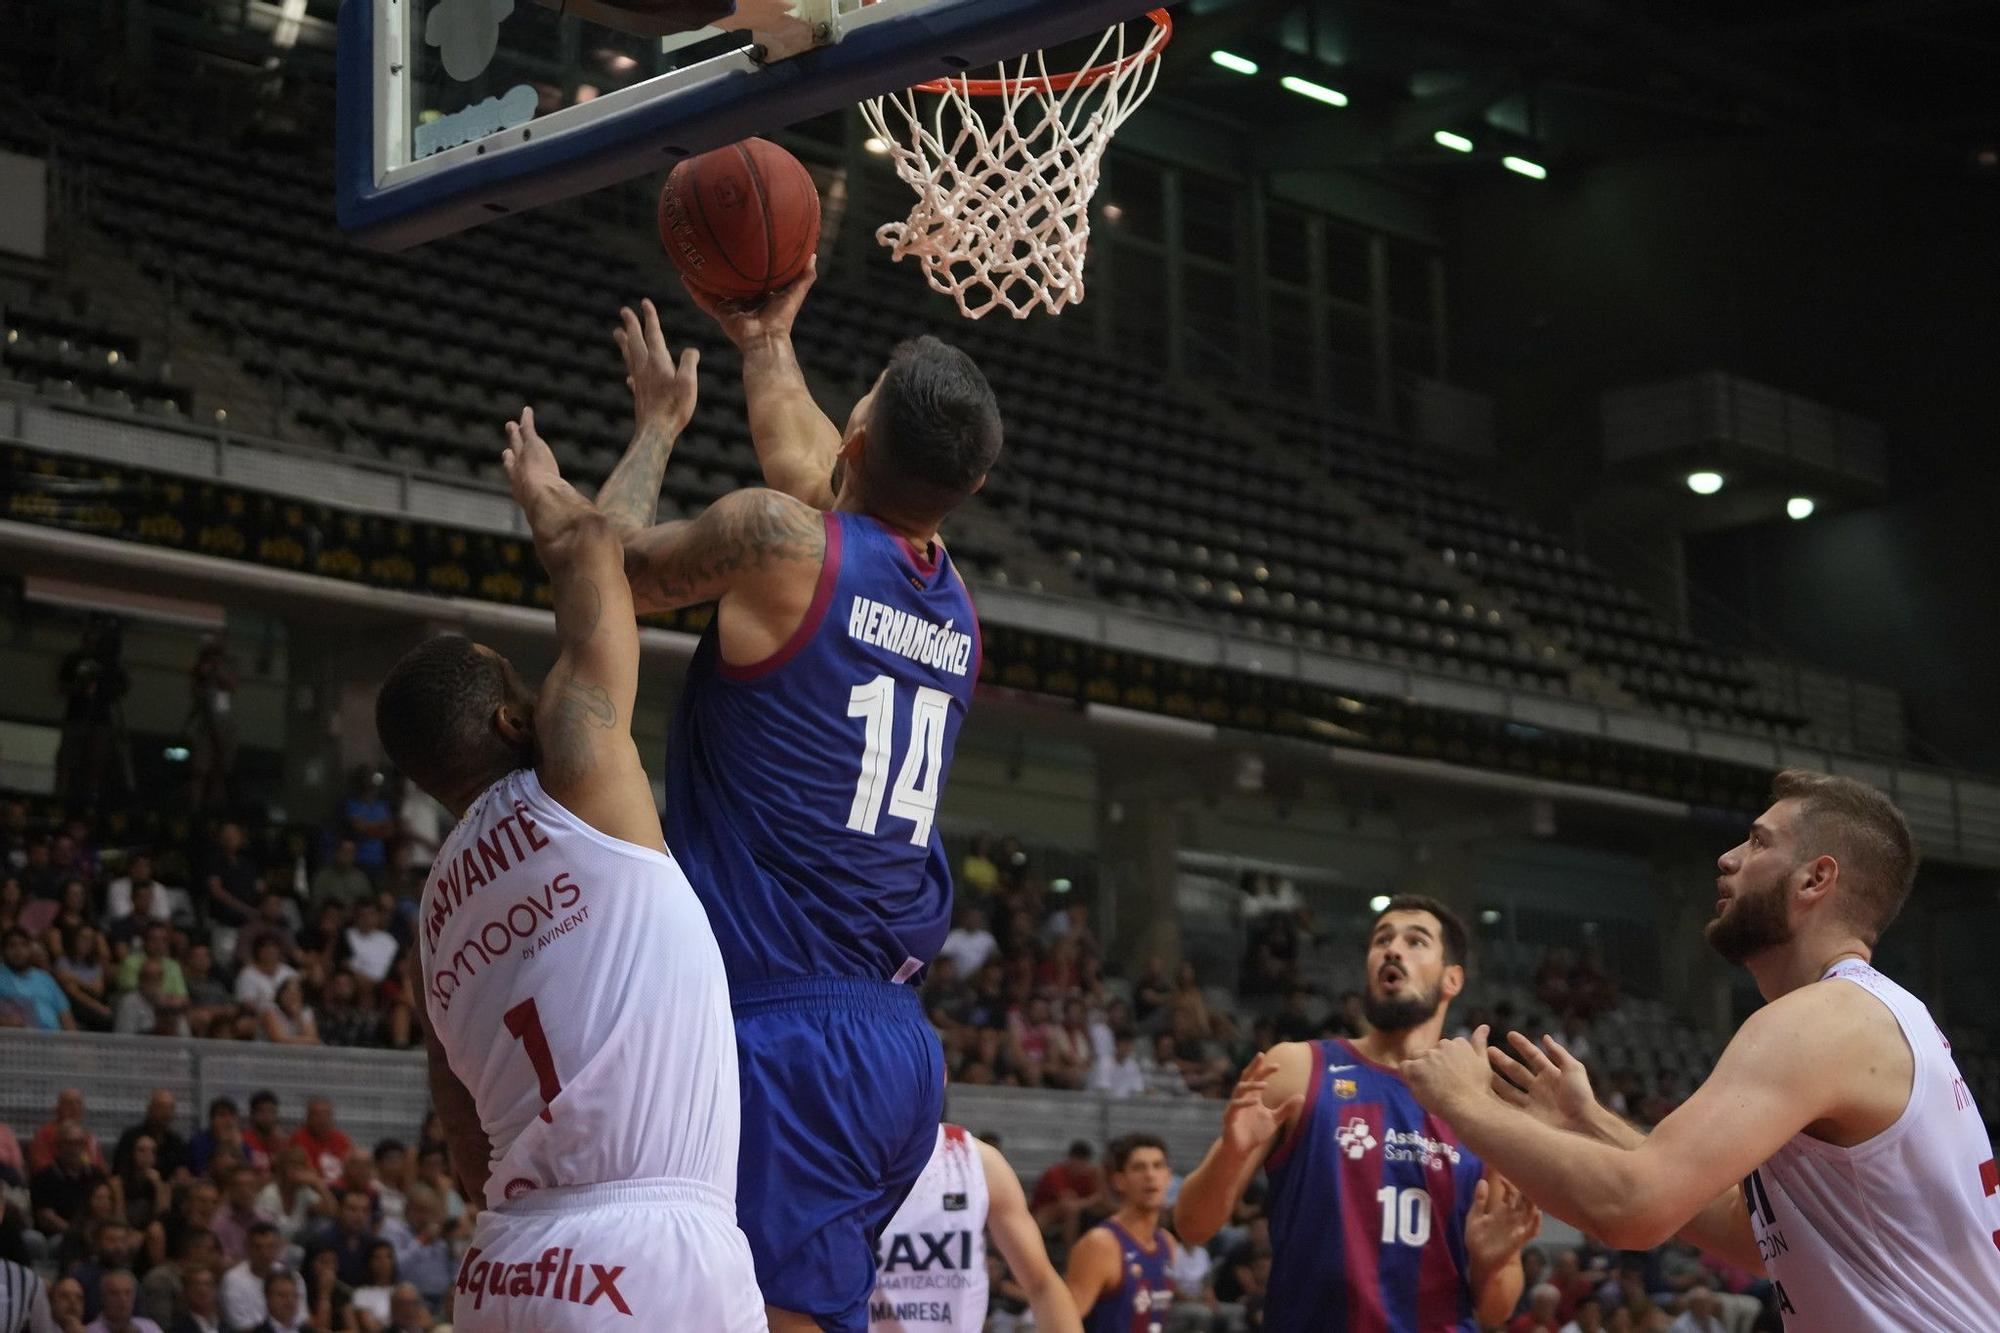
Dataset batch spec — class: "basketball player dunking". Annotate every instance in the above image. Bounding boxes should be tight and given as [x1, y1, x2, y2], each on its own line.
[1404, 770, 2000, 1330]
[1065, 1135, 1178, 1333]
[1176, 895, 1541, 1331]
[591, 290, 1000, 1332]
[869, 1126, 1081, 1333]
[375, 408, 762, 1329]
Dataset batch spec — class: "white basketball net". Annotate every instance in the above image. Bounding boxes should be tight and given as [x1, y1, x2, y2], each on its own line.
[860, 14, 1170, 319]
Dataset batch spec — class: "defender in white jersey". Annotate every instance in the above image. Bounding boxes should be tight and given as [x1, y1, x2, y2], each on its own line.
[375, 403, 762, 1331]
[870, 1126, 1081, 1333]
[1402, 769, 2000, 1332]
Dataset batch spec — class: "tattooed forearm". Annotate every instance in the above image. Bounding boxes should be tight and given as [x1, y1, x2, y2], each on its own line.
[624, 488, 825, 611]
[597, 418, 680, 532]
[554, 575, 604, 653]
[541, 669, 617, 782]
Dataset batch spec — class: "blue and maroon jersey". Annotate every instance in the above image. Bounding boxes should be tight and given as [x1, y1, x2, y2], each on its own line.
[1082, 1219, 1176, 1333]
[663, 510, 980, 987]
[1263, 1038, 1486, 1333]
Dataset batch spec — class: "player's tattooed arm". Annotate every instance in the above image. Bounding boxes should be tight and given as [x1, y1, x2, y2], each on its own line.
[619, 486, 826, 615]
[503, 409, 663, 853]
[598, 299, 700, 535]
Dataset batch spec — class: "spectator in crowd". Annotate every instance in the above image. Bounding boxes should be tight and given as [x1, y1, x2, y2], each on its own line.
[1270, 988, 1316, 1044]
[380, 1186, 450, 1308]
[1667, 1288, 1727, 1333]
[55, 618, 130, 806]
[160, 1184, 219, 1268]
[349, 1241, 396, 1328]
[167, 1264, 222, 1333]
[34, 1122, 109, 1244]
[105, 854, 178, 926]
[55, 1184, 120, 1272]
[84, 1267, 160, 1333]
[332, 1153, 378, 1218]
[339, 903, 396, 988]
[242, 1096, 283, 1170]
[232, 938, 295, 1017]
[48, 1276, 88, 1333]
[1, 925, 76, 1030]
[218, 1223, 283, 1332]
[233, 894, 302, 974]
[249, 1270, 305, 1333]
[1141, 1034, 1193, 1097]
[1511, 1283, 1565, 1333]
[1029, 1142, 1105, 1250]
[409, 1150, 465, 1234]
[186, 1101, 241, 1179]
[210, 1166, 274, 1267]
[112, 1094, 187, 1184]
[938, 905, 998, 977]
[31, 1090, 106, 1174]
[257, 978, 317, 1045]
[114, 925, 187, 1001]
[394, 778, 446, 888]
[959, 834, 999, 897]
[140, 1226, 217, 1328]
[307, 840, 370, 915]
[54, 924, 116, 1030]
[1132, 957, 1170, 1028]
[321, 1190, 377, 1288]
[112, 1136, 171, 1258]
[1088, 1028, 1146, 1098]
[313, 971, 376, 1050]
[179, 946, 233, 1036]
[339, 770, 393, 884]
[115, 960, 191, 1038]
[371, 1143, 409, 1224]
[299, 1247, 353, 1333]
[382, 1283, 431, 1333]
[185, 637, 239, 813]
[255, 1147, 328, 1249]
[1597, 1261, 1671, 1332]
[287, 1100, 351, 1190]
[1560, 1295, 1617, 1333]
[200, 824, 259, 949]
[45, 881, 95, 954]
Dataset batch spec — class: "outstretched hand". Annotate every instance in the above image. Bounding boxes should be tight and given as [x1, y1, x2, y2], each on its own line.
[614, 297, 700, 435]
[682, 254, 817, 350]
[1464, 1174, 1541, 1270]
[1221, 1051, 1306, 1158]
[1401, 1025, 1495, 1118]
[502, 406, 563, 507]
[1487, 1031, 1599, 1134]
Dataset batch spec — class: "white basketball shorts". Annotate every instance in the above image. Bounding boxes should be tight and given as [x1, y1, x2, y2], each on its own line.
[451, 1177, 765, 1332]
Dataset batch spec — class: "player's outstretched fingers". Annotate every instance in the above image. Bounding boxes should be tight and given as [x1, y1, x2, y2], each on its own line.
[1541, 1034, 1583, 1069]
[1471, 1177, 1492, 1213]
[641, 297, 670, 362]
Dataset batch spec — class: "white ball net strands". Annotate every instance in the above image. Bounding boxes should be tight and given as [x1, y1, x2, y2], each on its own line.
[859, 9, 1172, 319]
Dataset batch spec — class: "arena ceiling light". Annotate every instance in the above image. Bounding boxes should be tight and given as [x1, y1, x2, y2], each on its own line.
[1368, 894, 1392, 912]
[863, 136, 891, 154]
[1280, 75, 1349, 108]
[1686, 470, 1725, 495]
[1787, 496, 1816, 520]
[1502, 155, 1548, 180]
[1434, 130, 1475, 153]
[1210, 50, 1259, 76]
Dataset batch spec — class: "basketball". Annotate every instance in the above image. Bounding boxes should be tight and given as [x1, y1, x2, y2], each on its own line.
[658, 137, 822, 304]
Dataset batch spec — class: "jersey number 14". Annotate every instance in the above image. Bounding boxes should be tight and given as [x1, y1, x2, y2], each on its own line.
[846, 677, 949, 845]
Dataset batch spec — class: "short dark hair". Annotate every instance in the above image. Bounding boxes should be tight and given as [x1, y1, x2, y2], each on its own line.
[868, 336, 1002, 519]
[174, 1226, 216, 1260]
[247, 1222, 281, 1242]
[263, 1268, 297, 1297]
[1107, 1132, 1168, 1173]
[1066, 1139, 1094, 1160]
[374, 1138, 405, 1161]
[250, 1090, 277, 1111]
[375, 634, 515, 799]
[1370, 894, 1470, 970]
[1771, 769, 1919, 944]
[207, 1096, 238, 1119]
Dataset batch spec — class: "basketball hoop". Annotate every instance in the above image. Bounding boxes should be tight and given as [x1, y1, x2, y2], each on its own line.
[859, 9, 1172, 319]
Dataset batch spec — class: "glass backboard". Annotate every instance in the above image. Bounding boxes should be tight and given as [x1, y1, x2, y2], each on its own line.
[336, 0, 1167, 249]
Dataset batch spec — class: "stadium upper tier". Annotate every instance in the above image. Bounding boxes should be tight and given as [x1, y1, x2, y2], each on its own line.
[0, 100, 1854, 745]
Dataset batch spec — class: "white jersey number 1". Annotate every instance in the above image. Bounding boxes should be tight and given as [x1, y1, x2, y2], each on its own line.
[846, 676, 950, 845]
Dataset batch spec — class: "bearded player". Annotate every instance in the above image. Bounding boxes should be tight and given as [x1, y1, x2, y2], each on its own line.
[1404, 771, 2000, 1330]
[1065, 1135, 1178, 1332]
[869, 1126, 1080, 1333]
[1177, 896, 1539, 1330]
[591, 287, 998, 1332]
[375, 409, 760, 1329]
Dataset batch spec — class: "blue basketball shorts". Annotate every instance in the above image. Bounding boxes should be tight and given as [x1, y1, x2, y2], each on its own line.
[730, 976, 946, 1333]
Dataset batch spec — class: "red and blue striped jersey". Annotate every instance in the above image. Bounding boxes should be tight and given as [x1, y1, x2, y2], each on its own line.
[1263, 1038, 1485, 1333]
[663, 511, 979, 987]
[1081, 1219, 1176, 1333]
